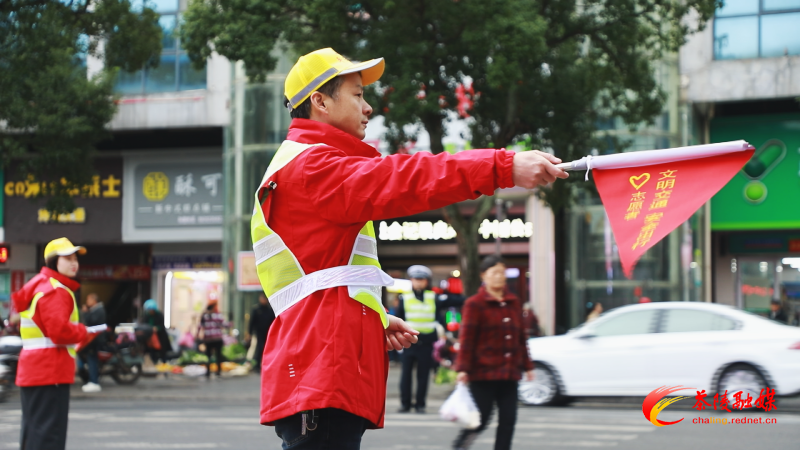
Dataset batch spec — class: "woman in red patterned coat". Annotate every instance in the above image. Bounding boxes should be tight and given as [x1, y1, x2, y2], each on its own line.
[453, 255, 535, 450]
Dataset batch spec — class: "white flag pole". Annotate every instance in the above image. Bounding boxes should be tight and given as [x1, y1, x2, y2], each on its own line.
[555, 141, 754, 172]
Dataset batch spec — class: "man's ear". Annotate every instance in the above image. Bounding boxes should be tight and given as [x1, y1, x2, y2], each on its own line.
[309, 91, 328, 116]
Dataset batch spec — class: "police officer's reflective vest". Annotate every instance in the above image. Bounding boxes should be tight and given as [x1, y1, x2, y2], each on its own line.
[19, 278, 79, 358]
[401, 290, 437, 333]
[251, 140, 393, 328]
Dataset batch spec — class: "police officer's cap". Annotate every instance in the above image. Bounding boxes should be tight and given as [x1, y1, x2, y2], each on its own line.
[407, 265, 432, 279]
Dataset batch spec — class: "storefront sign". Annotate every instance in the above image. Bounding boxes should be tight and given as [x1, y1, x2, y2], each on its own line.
[711, 114, 800, 230]
[4, 159, 123, 244]
[4, 174, 121, 199]
[237, 251, 261, 291]
[727, 233, 800, 254]
[134, 162, 223, 228]
[378, 218, 534, 242]
[78, 265, 151, 281]
[37, 207, 86, 224]
[152, 255, 222, 270]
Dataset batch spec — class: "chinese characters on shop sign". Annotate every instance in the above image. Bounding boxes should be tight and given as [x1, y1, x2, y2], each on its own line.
[135, 162, 223, 228]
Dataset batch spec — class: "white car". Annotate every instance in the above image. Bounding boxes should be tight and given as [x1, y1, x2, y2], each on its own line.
[519, 302, 800, 406]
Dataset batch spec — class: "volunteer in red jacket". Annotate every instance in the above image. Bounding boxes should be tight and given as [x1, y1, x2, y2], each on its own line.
[13, 238, 100, 450]
[253, 47, 568, 449]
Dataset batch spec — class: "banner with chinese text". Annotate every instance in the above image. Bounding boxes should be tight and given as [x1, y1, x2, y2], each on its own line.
[594, 150, 754, 278]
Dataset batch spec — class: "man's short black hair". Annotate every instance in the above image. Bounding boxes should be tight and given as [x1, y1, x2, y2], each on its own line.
[479, 255, 507, 274]
[284, 75, 346, 119]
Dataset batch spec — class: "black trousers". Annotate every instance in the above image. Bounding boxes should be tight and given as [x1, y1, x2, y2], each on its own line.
[274, 408, 367, 450]
[399, 339, 434, 410]
[453, 380, 519, 450]
[20, 384, 70, 450]
[253, 336, 266, 368]
[205, 340, 223, 377]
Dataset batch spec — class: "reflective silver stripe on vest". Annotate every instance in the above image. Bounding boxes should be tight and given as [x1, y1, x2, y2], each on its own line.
[22, 337, 78, 351]
[269, 265, 394, 316]
[22, 337, 56, 350]
[289, 67, 340, 109]
[253, 233, 289, 265]
[406, 312, 435, 319]
[351, 234, 379, 260]
[20, 318, 36, 328]
[406, 321, 438, 329]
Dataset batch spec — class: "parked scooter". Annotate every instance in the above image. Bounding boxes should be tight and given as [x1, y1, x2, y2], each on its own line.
[77, 325, 144, 385]
[0, 335, 22, 402]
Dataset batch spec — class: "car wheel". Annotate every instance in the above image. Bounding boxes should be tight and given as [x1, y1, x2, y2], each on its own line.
[518, 364, 565, 406]
[717, 363, 769, 411]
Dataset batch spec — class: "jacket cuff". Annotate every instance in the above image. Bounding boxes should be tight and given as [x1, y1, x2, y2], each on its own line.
[494, 149, 515, 189]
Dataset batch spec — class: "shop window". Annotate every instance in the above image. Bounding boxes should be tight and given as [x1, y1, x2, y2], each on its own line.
[114, 0, 207, 95]
[714, 0, 800, 59]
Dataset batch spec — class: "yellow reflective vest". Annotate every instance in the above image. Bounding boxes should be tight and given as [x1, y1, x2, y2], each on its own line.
[251, 140, 394, 328]
[401, 290, 437, 333]
[19, 278, 80, 358]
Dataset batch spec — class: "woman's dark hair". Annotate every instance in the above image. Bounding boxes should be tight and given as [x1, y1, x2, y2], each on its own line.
[479, 255, 507, 274]
[284, 75, 346, 119]
[45, 256, 59, 271]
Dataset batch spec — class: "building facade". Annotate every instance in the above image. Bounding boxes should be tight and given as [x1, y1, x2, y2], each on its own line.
[2, 0, 232, 335]
[681, 0, 800, 320]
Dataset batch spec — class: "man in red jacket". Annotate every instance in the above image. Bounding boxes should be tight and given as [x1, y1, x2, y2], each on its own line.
[13, 238, 102, 450]
[254, 48, 567, 449]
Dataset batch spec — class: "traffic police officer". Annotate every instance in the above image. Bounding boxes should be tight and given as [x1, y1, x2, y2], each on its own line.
[396, 265, 439, 413]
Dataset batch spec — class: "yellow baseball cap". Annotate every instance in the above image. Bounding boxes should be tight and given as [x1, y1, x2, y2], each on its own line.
[285, 48, 385, 111]
[44, 237, 86, 260]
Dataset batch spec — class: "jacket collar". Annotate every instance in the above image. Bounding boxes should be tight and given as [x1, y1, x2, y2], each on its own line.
[41, 267, 81, 292]
[476, 285, 517, 303]
[287, 118, 380, 158]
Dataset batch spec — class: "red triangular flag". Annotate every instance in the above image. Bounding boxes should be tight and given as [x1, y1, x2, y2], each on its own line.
[594, 150, 754, 278]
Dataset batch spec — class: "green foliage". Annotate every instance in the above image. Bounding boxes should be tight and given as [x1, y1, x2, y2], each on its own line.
[0, 0, 163, 212]
[222, 343, 247, 361]
[177, 349, 209, 365]
[435, 366, 457, 385]
[182, 0, 717, 203]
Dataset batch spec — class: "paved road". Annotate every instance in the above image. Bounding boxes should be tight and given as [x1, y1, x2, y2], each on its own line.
[1, 397, 798, 449]
[0, 371, 798, 449]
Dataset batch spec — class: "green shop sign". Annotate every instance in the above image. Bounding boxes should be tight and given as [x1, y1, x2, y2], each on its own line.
[711, 113, 800, 231]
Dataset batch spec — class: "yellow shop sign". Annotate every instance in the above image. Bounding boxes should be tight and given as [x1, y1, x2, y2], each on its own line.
[37, 207, 86, 224]
[4, 175, 121, 199]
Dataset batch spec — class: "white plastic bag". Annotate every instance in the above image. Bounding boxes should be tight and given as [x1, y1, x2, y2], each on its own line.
[439, 383, 481, 429]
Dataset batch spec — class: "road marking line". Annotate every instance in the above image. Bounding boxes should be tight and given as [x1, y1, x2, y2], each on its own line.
[100, 443, 225, 449]
[592, 434, 638, 440]
[517, 423, 652, 432]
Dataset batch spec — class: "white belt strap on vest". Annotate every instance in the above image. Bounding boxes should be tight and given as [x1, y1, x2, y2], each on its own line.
[268, 265, 393, 317]
[251, 140, 393, 328]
